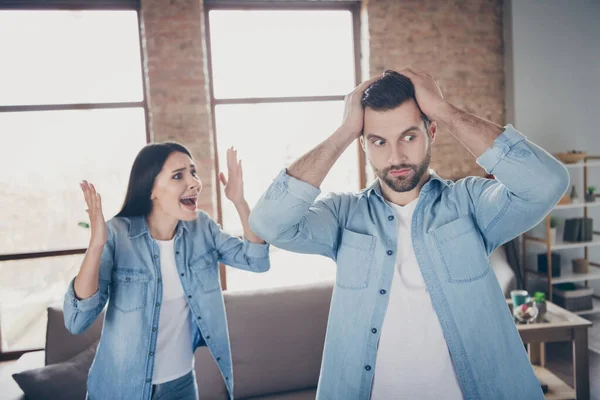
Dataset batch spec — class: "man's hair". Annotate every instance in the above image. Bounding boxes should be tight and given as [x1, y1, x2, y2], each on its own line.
[361, 70, 430, 125]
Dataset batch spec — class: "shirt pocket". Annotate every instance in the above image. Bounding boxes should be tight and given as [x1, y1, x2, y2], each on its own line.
[111, 269, 150, 312]
[431, 215, 490, 283]
[335, 228, 376, 290]
[190, 250, 221, 294]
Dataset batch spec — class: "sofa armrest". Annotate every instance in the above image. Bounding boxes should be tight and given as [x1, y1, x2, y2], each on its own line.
[46, 306, 103, 365]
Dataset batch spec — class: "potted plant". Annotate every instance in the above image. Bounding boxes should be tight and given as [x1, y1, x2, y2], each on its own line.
[549, 217, 558, 243]
[533, 292, 547, 319]
[585, 186, 596, 203]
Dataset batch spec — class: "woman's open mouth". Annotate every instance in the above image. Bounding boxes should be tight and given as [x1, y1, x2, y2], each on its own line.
[180, 196, 198, 211]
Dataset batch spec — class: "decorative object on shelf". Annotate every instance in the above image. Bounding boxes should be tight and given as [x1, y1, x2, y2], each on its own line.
[533, 291, 547, 319]
[572, 258, 589, 274]
[513, 300, 539, 324]
[563, 218, 593, 242]
[538, 252, 561, 277]
[585, 186, 596, 203]
[511, 290, 530, 307]
[570, 184, 579, 202]
[553, 283, 594, 312]
[554, 150, 588, 164]
[549, 217, 558, 243]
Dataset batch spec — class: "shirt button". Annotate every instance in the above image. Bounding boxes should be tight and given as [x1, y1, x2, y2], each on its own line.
[146, 379, 151, 383]
[176, 251, 180, 255]
[380, 289, 386, 295]
[365, 365, 372, 371]
[188, 295, 192, 299]
[371, 328, 377, 334]
[226, 377, 229, 381]
[157, 278, 162, 283]
[197, 316, 202, 320]
[217, 357, 221, 361]
[154, 255, 158, 259]
[205, 260, 211, 265]
[387, 250, 393, 256]
[149, 352, 154, 356]
[125, 277, 131, 282]
[206, 336, 211, 340]
[180, 273, 184, 277]
[155, 302, 160, 307]
[152, 327, 157, 332]
[388, 215, 394, 221]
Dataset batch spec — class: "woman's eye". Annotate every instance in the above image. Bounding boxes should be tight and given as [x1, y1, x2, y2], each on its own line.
[173, 173, 181, 180]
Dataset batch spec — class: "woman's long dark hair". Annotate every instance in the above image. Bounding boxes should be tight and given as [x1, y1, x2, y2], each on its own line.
[116, 142, 192, 218]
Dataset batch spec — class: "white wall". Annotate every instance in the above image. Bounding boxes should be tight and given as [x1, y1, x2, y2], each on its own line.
[505, 0, 600, 297]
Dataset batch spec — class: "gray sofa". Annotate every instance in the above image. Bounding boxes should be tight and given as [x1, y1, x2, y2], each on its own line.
[2, 246, 516, 399]
[2, 282, 334, 400]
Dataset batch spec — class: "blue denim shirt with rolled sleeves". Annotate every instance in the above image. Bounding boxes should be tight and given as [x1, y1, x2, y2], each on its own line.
[249, 125, 569, 400]
[63, 211, 270, 400]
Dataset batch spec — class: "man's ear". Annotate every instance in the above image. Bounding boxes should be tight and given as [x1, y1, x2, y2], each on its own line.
[359, 135, 367, 152]
[428, 121, 437, 144]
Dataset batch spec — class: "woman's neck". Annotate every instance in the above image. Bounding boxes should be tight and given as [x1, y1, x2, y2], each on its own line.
[146, 210, 178, 241]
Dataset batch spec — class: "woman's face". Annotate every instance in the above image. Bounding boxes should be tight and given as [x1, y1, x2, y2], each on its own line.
[150, 151, 202, 222]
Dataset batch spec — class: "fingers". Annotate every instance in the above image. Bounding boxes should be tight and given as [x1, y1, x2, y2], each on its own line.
[89, 183, 97, 211]
[96, 192, 103, 214]
[227, 146, 239, 172]
[238, 159, 243, 178]
[80, 181, 92, 208]
[80, 181, 103, 215]
[219, 172, 227, 186]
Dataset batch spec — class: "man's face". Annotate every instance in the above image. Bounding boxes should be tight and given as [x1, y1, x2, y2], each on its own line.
[361, 99, 436, 193]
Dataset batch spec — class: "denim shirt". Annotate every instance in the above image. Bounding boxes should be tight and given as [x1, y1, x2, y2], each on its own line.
[249, 125, 569, 400]
[63, 211, 270, 400]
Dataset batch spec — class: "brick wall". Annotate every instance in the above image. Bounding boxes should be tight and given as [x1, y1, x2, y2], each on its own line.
[366, 0, 505, 180]
[140, 0, 217, 216]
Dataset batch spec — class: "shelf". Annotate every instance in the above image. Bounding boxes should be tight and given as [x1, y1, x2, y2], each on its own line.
[554, 200, 600, 210]
[527, 265, 600, 284]
[574, 297, 600, 316]
[532, 366, 575, 400]
[560, 160, 600, 168]
[524, 233, 600, 250]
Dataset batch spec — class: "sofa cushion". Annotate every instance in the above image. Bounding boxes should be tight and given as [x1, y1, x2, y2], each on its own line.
[46, 306, 104, 365]
[0, 351, 44, 400]
[244, 388, 317, 400]
[225, 283, 332, 399]
[12, 342, 97, 400]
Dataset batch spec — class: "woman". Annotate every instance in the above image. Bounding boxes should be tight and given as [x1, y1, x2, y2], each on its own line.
[64, 143, 269, 400]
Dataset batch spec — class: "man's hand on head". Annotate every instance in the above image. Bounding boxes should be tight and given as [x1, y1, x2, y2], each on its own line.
[398, 68, 455, 124]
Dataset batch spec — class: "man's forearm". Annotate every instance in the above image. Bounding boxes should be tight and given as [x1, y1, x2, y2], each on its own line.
[434, 103, 505, 159]
[287, 127, 356, 188]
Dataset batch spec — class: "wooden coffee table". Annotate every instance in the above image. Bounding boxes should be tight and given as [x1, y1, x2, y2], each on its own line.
[509, 300, 593, 400]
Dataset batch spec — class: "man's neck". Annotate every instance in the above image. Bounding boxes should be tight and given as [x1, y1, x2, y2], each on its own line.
[379, 170, 431, 206]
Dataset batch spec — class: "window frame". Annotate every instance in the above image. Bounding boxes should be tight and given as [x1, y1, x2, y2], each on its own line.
[0, 1, 149, 358]
[204, 0, 364, 291]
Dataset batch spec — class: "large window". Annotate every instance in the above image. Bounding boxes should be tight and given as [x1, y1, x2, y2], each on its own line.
[0, 7, 147, 353]
[206, 3, 362, 291]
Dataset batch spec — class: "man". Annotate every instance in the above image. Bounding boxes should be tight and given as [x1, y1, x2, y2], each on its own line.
[249, 69, 569, 399]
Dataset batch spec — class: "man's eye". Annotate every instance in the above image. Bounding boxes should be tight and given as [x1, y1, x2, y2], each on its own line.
[403, 135, 416, 142]
[373, 139, 385, 146]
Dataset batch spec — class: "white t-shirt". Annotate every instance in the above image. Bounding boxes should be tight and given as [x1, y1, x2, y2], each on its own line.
[370, 199, 464, 400]
[152, 239, 194, 384]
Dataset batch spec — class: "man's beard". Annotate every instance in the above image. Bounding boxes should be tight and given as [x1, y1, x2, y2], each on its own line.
[372, 150, 431, 193]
